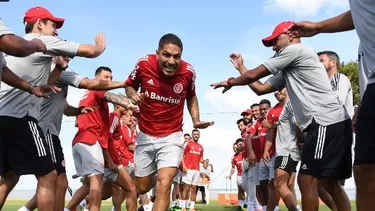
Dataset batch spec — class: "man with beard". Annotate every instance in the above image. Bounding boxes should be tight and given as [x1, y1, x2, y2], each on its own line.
[180, 129, 205, 211]
[241, 109, 252, 125]
[125, 33, 213, 211]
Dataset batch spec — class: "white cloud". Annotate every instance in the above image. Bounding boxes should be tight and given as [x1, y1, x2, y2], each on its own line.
[263, 0, 349, 17]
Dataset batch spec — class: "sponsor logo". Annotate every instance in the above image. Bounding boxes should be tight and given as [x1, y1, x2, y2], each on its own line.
[144, 90, 181, 104]
[189, 150, 202, 155]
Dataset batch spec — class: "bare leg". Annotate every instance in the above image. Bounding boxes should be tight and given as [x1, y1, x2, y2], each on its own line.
[354, 164, 375, 211]
[0, 171, 19, 209]
[320, 178, 351, 211]
[36, 170, 58, 211]
[152, 167, 177, 211]
[297, 174, 319, 211]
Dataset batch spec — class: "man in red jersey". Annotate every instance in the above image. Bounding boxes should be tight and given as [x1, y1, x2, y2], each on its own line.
[70, 67, 134, 211]
[180, 129, 205, 211]
[241, 109, 253, 126]
[227, 139, 246, 209]
[124, 33, 213, 211]
[104, 106, 137, 211]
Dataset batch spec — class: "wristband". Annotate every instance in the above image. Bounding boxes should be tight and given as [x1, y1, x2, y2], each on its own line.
[27, 83, 37, 94]
[227, 77, 235, 86]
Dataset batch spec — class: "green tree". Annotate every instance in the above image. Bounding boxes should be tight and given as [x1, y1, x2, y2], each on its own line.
[339, 61, 360, 106]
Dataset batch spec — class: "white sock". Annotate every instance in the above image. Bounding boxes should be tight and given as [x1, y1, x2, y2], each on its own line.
[190, 201, 195, 209]
[185, 200, 189, 207]
[239, 200, 244, 206]
[64, 209, 70, 211]
[111, 207, 115, 211]
[181, 200, 186, 208]
[84, 209, 89, 211]
[179, 200, 183, 208]
[274, 206, 279, 211]
[246, 201, 255, 211]
[172, 201, 176, 207]
[296, 205, 301, 211]
[17, 206, 30, 211]
[80, 199, 87, 207]
[263, 205, 267, 211]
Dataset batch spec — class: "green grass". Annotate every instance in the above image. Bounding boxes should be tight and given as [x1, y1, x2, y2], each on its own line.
[2, 200, 357, 211]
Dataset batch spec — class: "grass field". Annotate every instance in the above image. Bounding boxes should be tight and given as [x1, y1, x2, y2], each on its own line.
[2, 200, 357, 211]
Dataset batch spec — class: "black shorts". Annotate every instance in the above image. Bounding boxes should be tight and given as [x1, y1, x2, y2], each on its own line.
[274, 155, 298, 175]
[45, 133, 66, 174]
[0, 116, 55, 176]
[299, 118, 352, 179]
[354, 83, 375, 165]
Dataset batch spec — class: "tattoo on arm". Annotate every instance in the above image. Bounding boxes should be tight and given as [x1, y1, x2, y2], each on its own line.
[103, 92, 132, 108]
[187, 96, 200, 123]
[125, 86, 138, 98]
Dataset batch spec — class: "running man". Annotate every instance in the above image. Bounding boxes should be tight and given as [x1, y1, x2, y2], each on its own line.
[0, 6, 107, 211]
[211, 21, 352, 211]
[124, 33, 213, 211]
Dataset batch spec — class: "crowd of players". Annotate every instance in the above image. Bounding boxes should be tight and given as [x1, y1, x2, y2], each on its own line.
[1, 1, 375, 211]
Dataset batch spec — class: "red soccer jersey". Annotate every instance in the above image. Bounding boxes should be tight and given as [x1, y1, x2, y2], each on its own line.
[232, 153, 243, 176]
[248, 119, 268, 162]
[120, 125, 136, 166]
[267, 103, 284, 158]
[105, 112, 122, 168]
[183, 141, 204, 170]
[72, 91, 109, 148]
[125, 54, 196, 137]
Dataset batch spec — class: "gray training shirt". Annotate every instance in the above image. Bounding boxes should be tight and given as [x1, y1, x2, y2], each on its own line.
[330, 73, 354, 118]
[38, 68, 87, 136]
[275, 100, 301, 161]
[0, 34, 80, 120]
[0, 19, 14, 86]
[350, 0, 375, 96]
[264, 43, 349, 131]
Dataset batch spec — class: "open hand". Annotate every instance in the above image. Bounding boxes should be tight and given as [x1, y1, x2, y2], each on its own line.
[287, 21, 319, 38]
[193, 121, 214, 129]
[229, 53, 244, 70]
[210, 80, 232, 93]
[32, 85, 61, 98]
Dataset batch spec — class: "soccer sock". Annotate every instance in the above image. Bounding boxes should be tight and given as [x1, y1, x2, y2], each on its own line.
[63, 209, 70, 211]
[263, 205, 267, 211]
[79, 199, 87, 207]
[274, 206, 279, 211]
[296, 205, 301, 211]
[239, 200, 244, 206]
[172, 201, 176, 207]
[185, 200, 189, 207]
[17, 206, 30, 211]
[190, 201, 195, 209]
[111, 207, 115, 211]
[179, 200, 183, 208]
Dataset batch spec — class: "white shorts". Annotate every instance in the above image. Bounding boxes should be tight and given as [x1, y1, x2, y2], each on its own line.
[104, 166, 120, 183]
[126, 162, 136, 175]
[72, 141, 104, 179]
[259, 157, 276, 181]
[181, 169, 200, 186]
[173, 169, 182, 184]
[250, 163, 260, 185]
[134, 131, 184, 177]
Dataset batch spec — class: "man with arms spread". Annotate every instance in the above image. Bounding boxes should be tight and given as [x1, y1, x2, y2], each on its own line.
[0, 6, 107, 211]
[68, 67, 134, 211]
[227, 139, 246, 210]
[212, 21, 352, 211]
[124, 33, 213, 211]
[180, 129, 205, 211]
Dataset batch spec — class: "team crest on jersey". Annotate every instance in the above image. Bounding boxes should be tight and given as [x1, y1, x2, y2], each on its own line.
[173, 83, 183, 94]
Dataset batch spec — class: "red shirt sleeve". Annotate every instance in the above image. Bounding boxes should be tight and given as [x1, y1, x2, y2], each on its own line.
[125, 57, 146, 90]
[267, 109, 275, 124]
[186, 64, 197, 100]
[94, 90, 106, 100]
[248, 123, 257, 135]
[231, 157, 235, 165]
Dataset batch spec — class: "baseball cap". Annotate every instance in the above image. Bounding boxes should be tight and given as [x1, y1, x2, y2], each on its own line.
[241, 109, 252, 116]
[262, 21, 294, 47]
[24, 6, 65, 29]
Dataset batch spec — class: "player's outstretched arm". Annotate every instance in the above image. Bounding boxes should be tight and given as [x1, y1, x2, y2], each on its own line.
[79, 79, 125, 91]
[1, 34, 46, 57]
[75, 33, 106, 58]
[102, 92, 134, 109]
[63, 102, 98, 116]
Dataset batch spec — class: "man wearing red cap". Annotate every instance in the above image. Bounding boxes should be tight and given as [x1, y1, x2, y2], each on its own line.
[212, 21, 352, 211]
[0, 6, 107, 211]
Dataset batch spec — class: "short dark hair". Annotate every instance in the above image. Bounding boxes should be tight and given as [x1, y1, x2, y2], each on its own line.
[250, 103, 259, 109]
[184, 133, 191, 138]
[259, 99, 271, 107]
[95, 66, 112, 76]
[235, 138, 243, 144]
[236, 118, 244, 125]
[318, 51, 340, 68]
[25, 19, 49, 34]
[158, 33, 183, 51]
[192, 128, 199, 133]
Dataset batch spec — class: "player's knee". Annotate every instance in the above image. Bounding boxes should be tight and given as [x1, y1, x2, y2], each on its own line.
[136, 177, 153, 194]
[56, 175, 68, 190]
[157, 175, 173, 192]
[38, 170, 58, 185]
[2, 171, 20, 186]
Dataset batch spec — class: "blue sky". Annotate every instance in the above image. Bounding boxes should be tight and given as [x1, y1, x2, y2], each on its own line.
[2, 0, 359, 193]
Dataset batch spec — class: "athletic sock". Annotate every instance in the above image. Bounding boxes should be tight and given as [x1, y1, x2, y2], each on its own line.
[17, 206, 30, 211]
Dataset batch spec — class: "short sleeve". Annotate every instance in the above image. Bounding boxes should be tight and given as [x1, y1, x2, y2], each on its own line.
[266, 73, 285, 90]
[263, 44, 299, 75]
[94, 90, 106, 101]
[231, 157, 235, 165]
[125, 56, 147, 90]
[0, 19, 13, 37]
[1, 54, 6, 69]
[38, 35, 80, 58]
[267, 109, 275, 124]
[58, 69, 87, 87]
[186, 64, 197, 99]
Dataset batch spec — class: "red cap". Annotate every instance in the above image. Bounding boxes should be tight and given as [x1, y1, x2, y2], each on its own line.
[241, 109, 252, 116]
[24, 6, 65, 29]
[262, 21, 294, 47]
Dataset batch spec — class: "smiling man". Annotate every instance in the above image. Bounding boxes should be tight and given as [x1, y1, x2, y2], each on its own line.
[211, 21, 352, 211]
[124, 33, 214, 211]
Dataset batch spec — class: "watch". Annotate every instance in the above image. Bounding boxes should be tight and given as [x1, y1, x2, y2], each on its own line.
[27, 83, 37, 94]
